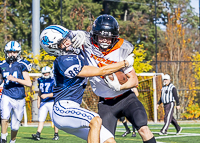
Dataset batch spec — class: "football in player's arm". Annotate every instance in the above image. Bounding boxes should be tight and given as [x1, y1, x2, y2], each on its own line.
[0, 41, 32, 143]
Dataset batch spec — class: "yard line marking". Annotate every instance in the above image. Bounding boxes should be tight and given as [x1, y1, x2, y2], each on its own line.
[155, 134, 200, 139]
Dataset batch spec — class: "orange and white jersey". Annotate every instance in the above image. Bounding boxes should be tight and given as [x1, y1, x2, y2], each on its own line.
[84, 37, 134, 98]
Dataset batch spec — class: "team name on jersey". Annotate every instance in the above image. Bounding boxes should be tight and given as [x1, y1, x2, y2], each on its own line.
[90, 54, 116, 67]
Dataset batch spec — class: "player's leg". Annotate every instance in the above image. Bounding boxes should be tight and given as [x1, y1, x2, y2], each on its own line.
[98, 98, 118, 136]
[10, 98, 25, 142]
[123, 92, 156, 143]
[1, 95, 13, 142]
[48, 102, 59, 140]
[160, 102, 174, 134]
[119, 117, 131, 137]
[32, 103, 48, 140]
[53, 100, 115, 143]
[88, 116, 102, 143]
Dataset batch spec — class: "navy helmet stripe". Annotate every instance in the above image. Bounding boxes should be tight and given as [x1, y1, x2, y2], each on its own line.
[44, 26, 66, 34]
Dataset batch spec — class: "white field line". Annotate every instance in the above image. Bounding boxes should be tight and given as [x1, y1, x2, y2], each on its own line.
[149, 127, 200, 129]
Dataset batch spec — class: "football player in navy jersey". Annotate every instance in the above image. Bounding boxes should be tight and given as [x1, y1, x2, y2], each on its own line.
[0, 41, 32, 143]
[32, 66, 59, 141]
[39, 25, 134, 143]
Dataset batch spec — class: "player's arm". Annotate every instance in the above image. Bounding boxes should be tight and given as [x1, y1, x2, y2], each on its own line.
[7, 71, 32, 87]
[40, 93, 53, 99]
[77, 54, 134, 77]
[38, 90, 41, 109]
[77, 61, 126, 77]
[132, 87, 139, 97]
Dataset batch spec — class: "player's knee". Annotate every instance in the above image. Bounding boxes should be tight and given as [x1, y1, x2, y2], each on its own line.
[104, 137, 116, 143]
[89, 116, 102, 129]
[138, 126, 150, 134]
[11, 122, 20, 131]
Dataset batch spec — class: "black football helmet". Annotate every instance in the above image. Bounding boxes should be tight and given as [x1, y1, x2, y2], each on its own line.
[91, 14, 119, 50]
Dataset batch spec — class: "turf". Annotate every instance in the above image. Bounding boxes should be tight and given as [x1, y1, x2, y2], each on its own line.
[1, 123, 200, 143]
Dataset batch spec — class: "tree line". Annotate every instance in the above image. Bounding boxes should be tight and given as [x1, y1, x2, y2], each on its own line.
[0, 0, 200, 119]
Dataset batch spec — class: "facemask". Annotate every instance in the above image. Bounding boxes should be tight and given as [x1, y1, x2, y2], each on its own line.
[6, 56, 17, 63]
[100, 43, 110, 49]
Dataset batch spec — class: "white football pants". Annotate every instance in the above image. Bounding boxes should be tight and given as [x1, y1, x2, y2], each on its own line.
[1, 94, 25, 131]
[53, 100, 114, 143]
[38, 102, 54, 122]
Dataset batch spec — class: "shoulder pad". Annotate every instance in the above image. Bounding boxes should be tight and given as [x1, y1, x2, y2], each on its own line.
[119, 40, 134, 59]
[121, 40, 134, 53]
[18, 59, 32, 72]
[0, 60, 6, 65]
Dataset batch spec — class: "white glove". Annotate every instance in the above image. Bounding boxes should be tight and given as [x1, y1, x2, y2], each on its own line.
[72, 31, 86, 49]
[125, 53, 135, 66]
[104, 73, 121, 91]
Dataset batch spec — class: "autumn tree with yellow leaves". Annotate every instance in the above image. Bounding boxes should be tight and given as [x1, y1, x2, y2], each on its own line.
[158, 8, 200, 119]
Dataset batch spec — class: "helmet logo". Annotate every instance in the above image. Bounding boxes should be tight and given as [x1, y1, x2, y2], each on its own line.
[42, 36, 53, 45]
[101, 31, 112, 36]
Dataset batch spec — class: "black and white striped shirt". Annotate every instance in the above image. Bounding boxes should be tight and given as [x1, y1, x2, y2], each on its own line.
[158, 83, 180, 105]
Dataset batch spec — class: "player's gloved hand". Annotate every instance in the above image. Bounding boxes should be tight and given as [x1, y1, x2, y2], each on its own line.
[72, 31, 86, 49]
[104, 73, 121, 91]
[125, 53, 135, 66]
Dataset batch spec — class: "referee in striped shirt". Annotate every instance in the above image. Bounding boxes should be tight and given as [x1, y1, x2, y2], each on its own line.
[157, 74, 182, 135]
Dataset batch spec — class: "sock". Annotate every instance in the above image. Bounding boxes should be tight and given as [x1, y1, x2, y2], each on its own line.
[1, 133, 7, 140]
[123, 122, 130, 132]
[143, 137, 156, 143]
[10, 140, 16, 143]
[54, 133, 58, 136]
[36, 131, 41, 136]
[132, 126, 136, 133]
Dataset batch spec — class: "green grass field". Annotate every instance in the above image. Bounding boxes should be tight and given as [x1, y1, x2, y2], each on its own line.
[1, 123, 200, 143]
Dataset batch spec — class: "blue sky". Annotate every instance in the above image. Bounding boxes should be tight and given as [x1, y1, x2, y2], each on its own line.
[158, 0, 199, 30]
[191, 0, 199, 15]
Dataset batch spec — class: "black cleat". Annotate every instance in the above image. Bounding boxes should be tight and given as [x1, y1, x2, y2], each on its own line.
[158, 132, 167, 135]
[131, 133, 136, 137]
[122, 130, 131, 137]
[32, 134, 40, 140]
[176, 127, 182, 135]
[52, 135, 59, 140]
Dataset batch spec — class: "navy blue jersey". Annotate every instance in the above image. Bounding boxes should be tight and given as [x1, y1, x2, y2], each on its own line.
[0, 59, 32, 99]
[53, 52, 88, 104]
[38, 77, 54, 103]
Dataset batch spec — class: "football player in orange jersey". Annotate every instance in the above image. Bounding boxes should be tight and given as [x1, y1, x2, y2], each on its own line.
[77, 15, 156, 143]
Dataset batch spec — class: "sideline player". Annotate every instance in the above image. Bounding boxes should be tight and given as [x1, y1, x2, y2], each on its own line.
[0, 41, 32, 143]
[77, 14, 156, 143]
[32, 66, 59, 141]
[39, 25, 135, 143]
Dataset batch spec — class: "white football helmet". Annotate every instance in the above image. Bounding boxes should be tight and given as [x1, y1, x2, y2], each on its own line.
[40, 25, 78, 56]
[4, 41, 21, 62]
[41, 66, 52, 79]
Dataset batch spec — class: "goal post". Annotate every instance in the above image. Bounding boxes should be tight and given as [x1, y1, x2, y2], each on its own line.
[136, 73, 164, 123]
[24, 72, 164, 126]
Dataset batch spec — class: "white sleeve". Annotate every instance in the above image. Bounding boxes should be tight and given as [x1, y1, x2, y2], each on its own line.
[120, 40, 134, 60]
[123, 66, 133, 74]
